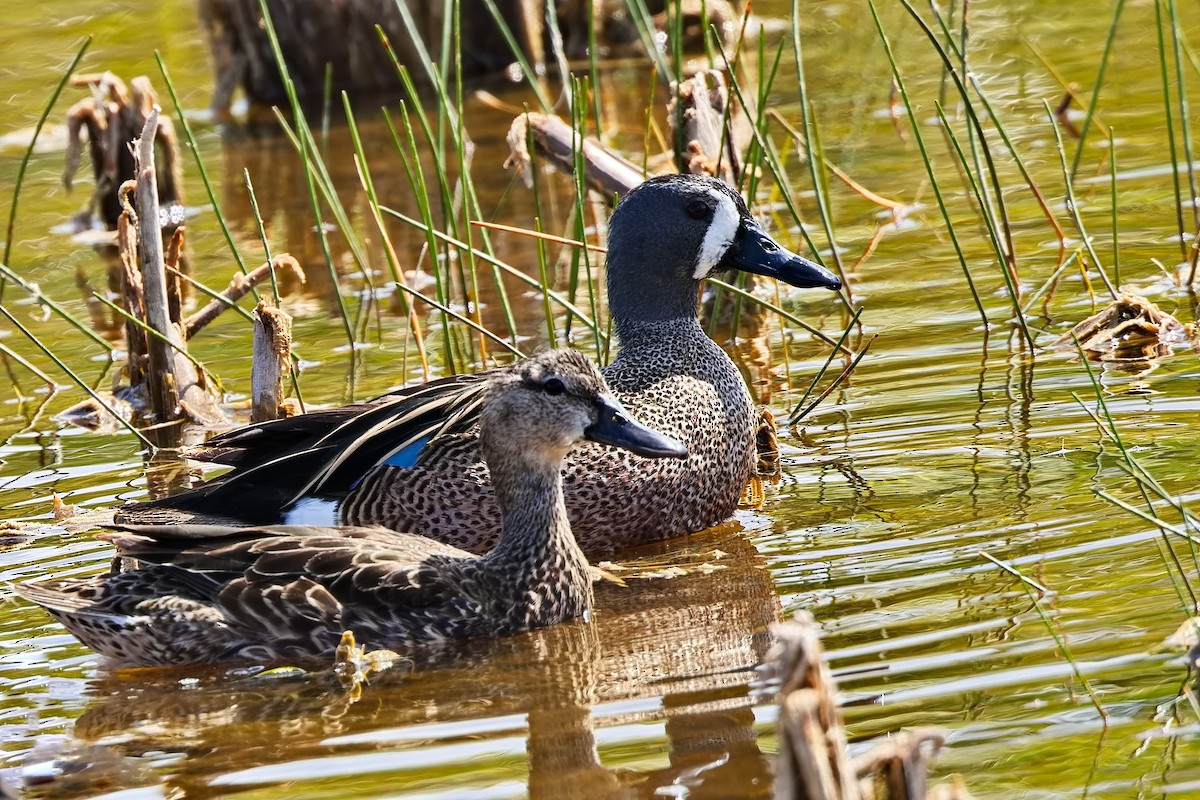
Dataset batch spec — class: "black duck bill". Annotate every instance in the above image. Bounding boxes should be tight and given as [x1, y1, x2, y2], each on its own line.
[584, 395, 688, 459]
[723, 217, 842, 291]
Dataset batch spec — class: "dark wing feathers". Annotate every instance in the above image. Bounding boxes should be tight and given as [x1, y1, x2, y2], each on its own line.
[192, 402, 375, 468]
[200, 371, 490, 470]
[116, 371, 493, 526]
[302, 377, 491, 496]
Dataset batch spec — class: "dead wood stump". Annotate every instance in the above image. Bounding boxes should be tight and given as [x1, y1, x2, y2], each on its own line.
[64, 73, 184, 236]
[196, 0, 738, 118]
[770, 613, 974, 800]
[251, 300, 293, 423]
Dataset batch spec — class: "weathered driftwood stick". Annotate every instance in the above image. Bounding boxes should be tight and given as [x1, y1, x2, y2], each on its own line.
[116, 185, 148, 386]
[64, 73, 184, 234]
[773, 613, 859, 800]
[165, 227, 185, 323]
[671, 70, 743, 184]
[505, 112, 645, 198]
[771, 614, 972, 800]
[850, 729, 949, 800]
[250, 300, 292, 423]
[134, 109, 182, 438]
[131, 111, 225, 435]
[183, 255, 305, 340]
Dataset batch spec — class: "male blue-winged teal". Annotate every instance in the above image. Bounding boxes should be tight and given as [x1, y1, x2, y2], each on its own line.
[116, 174, 841, 554]
[16, 350, 686, 666]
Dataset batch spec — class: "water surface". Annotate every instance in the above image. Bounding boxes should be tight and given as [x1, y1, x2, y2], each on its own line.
[2, 1, 1200, 797]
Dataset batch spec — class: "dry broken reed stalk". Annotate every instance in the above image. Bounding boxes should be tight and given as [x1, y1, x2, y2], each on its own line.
[771, 613, 973, 800]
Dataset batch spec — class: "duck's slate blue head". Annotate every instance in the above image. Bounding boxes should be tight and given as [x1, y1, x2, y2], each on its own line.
[606, 174, 840, 338]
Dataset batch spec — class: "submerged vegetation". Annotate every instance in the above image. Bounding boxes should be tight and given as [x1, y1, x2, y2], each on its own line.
[1, 0, 1200, 796]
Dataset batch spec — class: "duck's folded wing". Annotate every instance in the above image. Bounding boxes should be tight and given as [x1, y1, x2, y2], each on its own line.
[103, 525, 467, 612]
[115, 373, 492, 526]
[192, 402, 374, 468]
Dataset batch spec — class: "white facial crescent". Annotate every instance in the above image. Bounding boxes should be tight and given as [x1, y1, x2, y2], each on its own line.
[693, 189, 742, 280]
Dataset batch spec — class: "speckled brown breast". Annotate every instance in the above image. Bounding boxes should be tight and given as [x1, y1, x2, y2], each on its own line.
[343, 320, 754, 555]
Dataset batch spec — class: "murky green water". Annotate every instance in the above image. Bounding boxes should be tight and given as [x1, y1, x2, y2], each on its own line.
[3, 0, 1200, 797]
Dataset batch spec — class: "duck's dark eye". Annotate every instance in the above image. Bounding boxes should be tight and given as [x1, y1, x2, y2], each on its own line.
[686, 200, 711, 220]
[542, 377, 566, 396]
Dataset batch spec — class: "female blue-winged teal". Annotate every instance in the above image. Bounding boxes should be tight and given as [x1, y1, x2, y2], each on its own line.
[17, 350, 686, 666]
[117, 174, 840, 554]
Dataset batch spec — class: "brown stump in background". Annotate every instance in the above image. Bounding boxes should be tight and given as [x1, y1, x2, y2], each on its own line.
[196, 0, 737, 118]
[64, 73, 189, 340]
[64, 73, 185, 238]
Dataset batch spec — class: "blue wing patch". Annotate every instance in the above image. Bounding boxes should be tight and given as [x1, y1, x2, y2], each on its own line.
[381, 434, 433, 470]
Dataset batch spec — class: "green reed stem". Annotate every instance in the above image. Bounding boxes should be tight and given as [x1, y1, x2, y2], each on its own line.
[866, 1, 989, 332]
[1165, 0, 1199, 235]
[935, 103, 1011, 291]
[524, 139, 557, 347]
[624, 0, 673, 83]
[156, 54, 253, 287]
[92, 293, 220, 390]
[242, 169, 280, 305]
[706, 276, 850, 354]
[787, 305, 864, 424]
[979, 551, 1111, 723]
[0, 304, 151, 448]
[707, 28, 844, 306]
[1045, 102, 1118, 299]
[481, 0, 553, 111]
[718, 35, 787, 336]
[0, 342, 53, 389]
[1021, 250, 1081, 315]
[671, 0, 686, 170]
[387, 0, 456, 128]
[377, 30, 520, 346]
[924, 13, 1069, 262]
[1074, 344, 1198, 608]
[534, 218, 558, 347]
[383, 209, 606, 334]
[450, 10, 483, 367]
[1108, 131, 1120, 288]
[2, 36, 91, 301]
[0, 262, 113, 352]
[713, 9, 753, 181]
[791, 1, 845, 288]
[1153, 0, 1188, 260]
[391, 102, 457, 369]
[1069, 0, 1126, 183]
[894, 0, 1023, 324]
[1096, 491, 1200, 547]
[569, 77, 604, 361]
[587, 0, 604, 135]
[253, 0, 357, 361]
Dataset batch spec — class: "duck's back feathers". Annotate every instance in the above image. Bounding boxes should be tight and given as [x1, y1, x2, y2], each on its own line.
[18, 524, 478, 664]
[115, 373, 492, 527]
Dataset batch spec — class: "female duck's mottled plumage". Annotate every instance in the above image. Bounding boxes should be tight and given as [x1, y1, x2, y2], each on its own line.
[116, 174, 841, 555]
[16, 350, 686, 666]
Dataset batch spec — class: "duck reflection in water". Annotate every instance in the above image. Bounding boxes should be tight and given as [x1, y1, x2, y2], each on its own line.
[62, 526, 777, 800]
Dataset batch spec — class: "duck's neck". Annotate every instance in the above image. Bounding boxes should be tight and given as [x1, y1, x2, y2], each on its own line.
[614, 312, 711, 353]
[480, 456, 593, 626]
[607, 253, 702, 344]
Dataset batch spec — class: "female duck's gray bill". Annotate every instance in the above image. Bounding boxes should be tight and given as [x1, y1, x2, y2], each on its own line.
[723, 218, 842, 290]
[585, 395, 688, 459]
